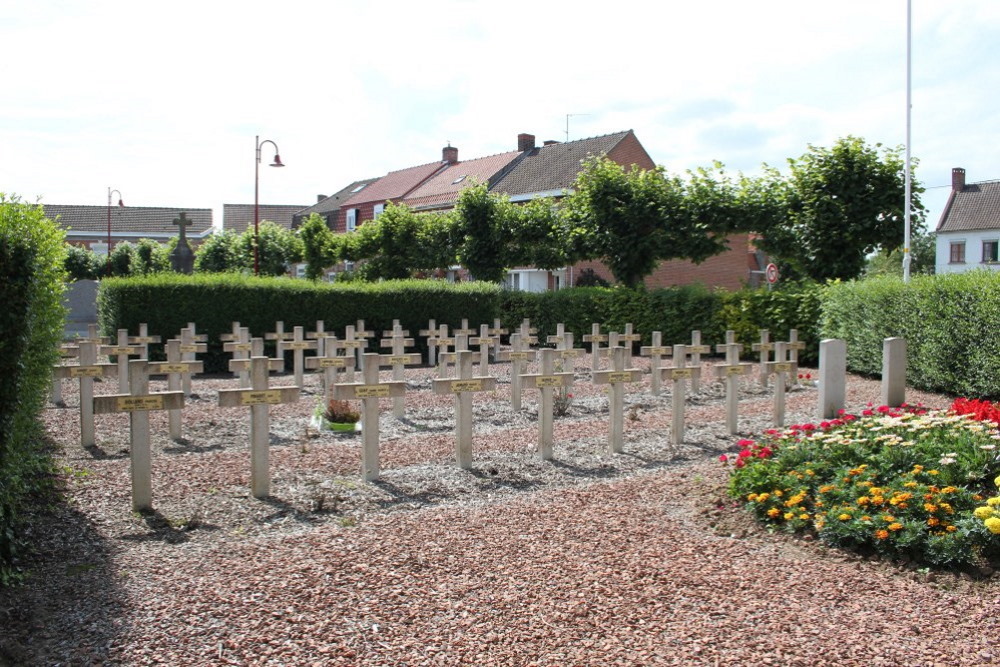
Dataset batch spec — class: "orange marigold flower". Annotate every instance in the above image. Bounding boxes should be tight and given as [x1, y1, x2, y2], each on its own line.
[942, 486, 957, 494]
[946, 525, 958, 532]
[928, 470, 940, 476]
[888, 523, 904, 531]
[903, 481, 919, 488]
[875, 529, 890, 540]
[767, 508, 781, 518]
[838, 513, 852, 521]
[799, 513, 809, 520]
[783, 512, 795, 521]
[927, 517, 940, 527]
[857, 497, 871, 506]
[924, 503, 938, 513]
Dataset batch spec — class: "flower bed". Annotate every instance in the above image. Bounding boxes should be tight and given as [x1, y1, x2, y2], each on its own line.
[725, 401, 1000, 569]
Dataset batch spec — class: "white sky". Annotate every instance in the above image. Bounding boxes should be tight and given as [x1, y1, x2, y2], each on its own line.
[2, 1, 998, 233]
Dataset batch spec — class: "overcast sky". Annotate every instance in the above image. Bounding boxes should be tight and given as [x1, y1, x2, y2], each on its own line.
[2, 1, 998, 233]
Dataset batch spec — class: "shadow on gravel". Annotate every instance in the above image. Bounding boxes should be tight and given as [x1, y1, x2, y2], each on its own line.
[83, 442, 129, 460]
[257, 496, 321, 526]
[0, 502, 125, 665]
[162, 438, 224, 455]
[393, 417, 453, 434]
[370, 480, 454, 507]
[468, 468, 545, 492]
[547, 459, 622, 478]
[119, 509, 220, 544]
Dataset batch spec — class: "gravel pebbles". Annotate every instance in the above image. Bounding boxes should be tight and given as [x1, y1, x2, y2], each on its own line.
[3, 354, 999, 666]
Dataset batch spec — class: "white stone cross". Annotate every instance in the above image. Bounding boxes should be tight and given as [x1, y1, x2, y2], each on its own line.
[438, 333, 470, 378]
[101, 329, 144, 393]
[305, 335, 356, 408]
[283, 326, 319, 388]
[419, 319, 439, 366]
[752, 329, 773, 388]
[52, 343, 79, 405]
[265, 320, 293, 359]
[94, 359, 185, 511]
[378, 325, 420, 418]
[781, 329, 807, 385]
[223, 326, 253, 385]
[489, 318, 508, 361]
[306, 320, 327, 358]
[470, 324, 499, 371]
[713, 339, 752, 435]
[452, 318, 475, 337]
[433, 350, 498, 469]
[178, 326, 207, 396]
[496, 332, 538, 410]
[432, 324, 457, 378]
[336, 324, 367, 382]
[52, 340, 116, 447]
[686, 330, 712, 393]
[592, 346, 643, 453]
[218, 356, 301, 498]
[545, 322, 567, 347]
[640, 331, 672, 395]
[149, 339, 205, 441]
[352, 320, 374, 372]
[583, 323, 608, 371]
[334, 352, 406, 481]
[521, 348, 575, 460]
[766, 341, 796, 426]
[228, 337, 284, 387]
[660, 344, 701, 447]
[619, 323, 641, 366]
[128, 323, 161, 360]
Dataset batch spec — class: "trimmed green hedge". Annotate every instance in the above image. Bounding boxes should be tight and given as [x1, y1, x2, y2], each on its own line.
[821, 272, 1000, 398]
[99, 275, 823, 372]
[0, 196, 66, 585]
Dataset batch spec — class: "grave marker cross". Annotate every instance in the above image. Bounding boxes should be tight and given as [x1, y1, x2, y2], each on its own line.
[592, 346, 643, 453]
[521, 348, 574, 460]
[433, 350, 498, 469]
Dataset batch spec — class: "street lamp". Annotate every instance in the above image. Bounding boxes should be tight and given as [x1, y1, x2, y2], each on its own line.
[106, 187, 124, 277]
[254, 135, 285, 276]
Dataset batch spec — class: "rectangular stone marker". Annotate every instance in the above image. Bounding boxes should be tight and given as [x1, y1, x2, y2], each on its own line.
[497, 332, 538, 411]
[419, 319, 439, 366]
[687, 330, 712, 393]
[218, 356, 301, 498]
[52, 341, 117, 447]
[305, 336, 355, 408]
[713, 340, 752, 435]
[334, 353, 406, 481]
[470, 324, 499, 370]
[640, 331, 672, 396]
[818, 338, 847, 419]
[379, 325, 421, 418]
[766, 342, 797, 427]
[583, 323, 608, 371]
[881, 337, 907, 408]
[593, 346, 643, 453]
[94, 359, 184, 511]
[100, 329, 143, 393]
[752, 329, 773, 388]
[433, 350, 498, 469]
[149, 339, 205, 440]
[660, 344, 701, 447]
[521, 348, 575, 460]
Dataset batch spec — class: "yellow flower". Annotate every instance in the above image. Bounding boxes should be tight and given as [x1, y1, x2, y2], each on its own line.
[819, 485, 835, 493]
[924, 503, 938, 513]
[913, 465, 924, 473]
[767, 508, 780, 518]
[987, 497, 1000, 508]
[927, 517, 940, 527]
[758, 493, 770, 502]
[838, 513, 852, 521]
[994, 474, 1000, 487]
[774, 490, 784, 497]
[871, 496, 885, 505]
[903, 481, 918, 488]
[974, 506, 994, 520]
[748, 493, 758, 502]
[985, 517, 1000, 534]
[860, 515, 872, 522]
[946, 525, 957, 532]
[888, 523, 904, 532]
[857, 497, 870, 506]
[799, 513, 809, 520]
[941, 486, 957, 494]
[783, 512, 795, 521]
[875, 529, 889, 540]
[928, 470, 940, 476]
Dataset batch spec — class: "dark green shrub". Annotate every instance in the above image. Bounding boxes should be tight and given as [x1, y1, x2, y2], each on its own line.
[64, 244, 103, 281]
[0, 195, 66, 585]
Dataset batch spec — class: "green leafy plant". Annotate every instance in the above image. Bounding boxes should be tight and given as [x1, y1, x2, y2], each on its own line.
[724, 404, 1000, 569]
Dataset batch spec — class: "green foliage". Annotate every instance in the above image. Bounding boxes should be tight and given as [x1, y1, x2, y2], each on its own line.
[507, 199, 573, 271]
[573, 268, 610, 288]
[194, 231, 244, 273]
[297, 213, 337, 281]
[821, 271, 1000, 398]
[727, 407, 1000, 569]
[756, 136, 926, 282]
[109, 240, 137, 277]
[237, 220, 303, 277]
[0, 194, 66, 585]
[864, 232, 936, 278]
[453, 183, 515, 283]
[344, 204, 455, 281]
[565, 157, 736, 287]
[64, 244, 104, 281]
[134, 238, 171, 275]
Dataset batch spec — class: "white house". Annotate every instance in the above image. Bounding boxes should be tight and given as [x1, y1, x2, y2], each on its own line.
[936, 167, 1000, 274]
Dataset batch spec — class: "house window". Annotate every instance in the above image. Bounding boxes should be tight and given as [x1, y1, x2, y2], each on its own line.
[373, 203, 385, 219]
[950, 242, 966, 264]
[346, 208, 357, 232]
[344, 261, 355, 272]
[984, 240, 999, 263]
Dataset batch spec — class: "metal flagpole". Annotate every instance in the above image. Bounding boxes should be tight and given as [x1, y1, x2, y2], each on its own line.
[903, 0, 913, 283]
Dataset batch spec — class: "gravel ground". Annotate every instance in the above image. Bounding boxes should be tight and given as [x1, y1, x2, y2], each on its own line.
[3, 352, 1000, 666]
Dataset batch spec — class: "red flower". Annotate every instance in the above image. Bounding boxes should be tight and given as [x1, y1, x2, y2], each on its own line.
[719, 454, 728, 463]
[737, 439, 755, 448]
[735, 459, 745, 469]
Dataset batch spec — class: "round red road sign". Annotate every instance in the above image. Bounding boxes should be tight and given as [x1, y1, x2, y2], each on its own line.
[765, 263, 779, 284]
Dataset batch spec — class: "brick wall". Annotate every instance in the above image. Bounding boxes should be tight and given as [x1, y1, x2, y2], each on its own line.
[607, 132, 656, 171]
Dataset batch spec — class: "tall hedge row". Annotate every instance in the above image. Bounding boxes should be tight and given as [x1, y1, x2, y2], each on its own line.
[821, 272, 1000, 398]
[98, 274, 823, 372]
[0, 196, 66, 585]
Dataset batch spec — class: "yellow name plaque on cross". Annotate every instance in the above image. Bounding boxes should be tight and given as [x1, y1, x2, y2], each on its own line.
[535, 376, 564, 388]
[726, 365, 746, 376]
[668, 368, 693, 380]
[117, 395, 165, 411]
[607, 372, 634, 383]
[355, 385, 390, 398]
[240, 390, 283, 405]
[450, 379, 483, 392]
[317, 358, 346, 368]
[69, 366, 104, 378]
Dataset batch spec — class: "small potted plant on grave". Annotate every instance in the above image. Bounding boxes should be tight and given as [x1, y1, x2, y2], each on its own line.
[318, 399, 361, 433]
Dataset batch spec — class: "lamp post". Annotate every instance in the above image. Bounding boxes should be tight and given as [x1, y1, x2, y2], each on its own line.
[106, 187, 124, 277]
[254, 135, 285, 276]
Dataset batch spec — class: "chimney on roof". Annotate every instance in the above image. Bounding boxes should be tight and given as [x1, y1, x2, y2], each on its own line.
[317, 194, 326, 203]
[443, 145, 458, 164]
[543, 140, 560, 146]
[517, 133, 536, 151]
[952, 167, 966, 192]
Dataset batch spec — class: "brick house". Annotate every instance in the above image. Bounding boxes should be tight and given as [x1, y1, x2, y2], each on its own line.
[304, 130, 760, 290]
[43, 204, 213, 255]
[222, 203, 310, 234]
[935, 167, 1000, 274]
[291, 179, 380, 230]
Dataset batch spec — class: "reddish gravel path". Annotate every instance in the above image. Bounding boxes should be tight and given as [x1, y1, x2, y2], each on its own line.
[3, 359, 999, 666]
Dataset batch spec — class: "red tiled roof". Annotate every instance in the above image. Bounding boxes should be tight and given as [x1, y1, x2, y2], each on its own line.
[223, 204, 311, 234]
[342, 162, 445, 207]
[936, 180, 1000, 233]
[402, 151, 522, 209]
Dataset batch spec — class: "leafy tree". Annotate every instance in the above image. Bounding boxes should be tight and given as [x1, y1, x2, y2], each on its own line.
[564, 157, 736, 287]
[64, 244, 103, 280]
[453, 183, 515, 283]
[238, 220, 303, 277]
[297, 213, 337, 280]
[508, 198, 574, 270]
[194, 230, 243, 273]
[755, 136, 925, 282]
[865, 231, 937, 277]
[108, 241, 137, 277]
[341, 204, 457, 281]
[134, 238, 171, 274]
